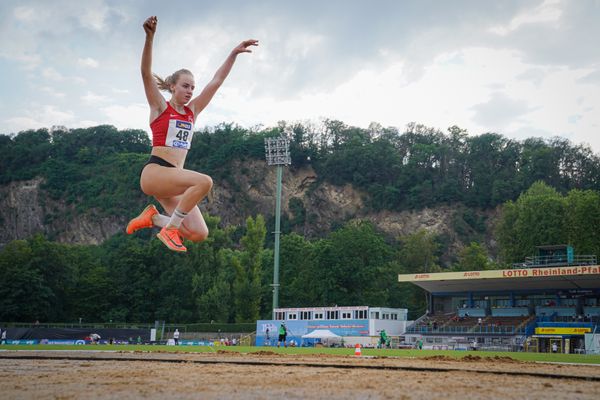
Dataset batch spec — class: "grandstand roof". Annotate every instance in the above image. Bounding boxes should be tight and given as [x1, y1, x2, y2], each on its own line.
[398, 265, 600, 293]
[536, 244, 569, 250]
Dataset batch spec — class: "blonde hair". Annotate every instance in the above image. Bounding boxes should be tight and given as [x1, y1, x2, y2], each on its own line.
[153, 69, 193, 93]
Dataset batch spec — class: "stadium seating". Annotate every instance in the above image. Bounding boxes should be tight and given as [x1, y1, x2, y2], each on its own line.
[407, 313, 532, 334]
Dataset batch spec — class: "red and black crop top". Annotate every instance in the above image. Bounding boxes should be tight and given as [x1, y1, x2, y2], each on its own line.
[150, 102, 195, 149]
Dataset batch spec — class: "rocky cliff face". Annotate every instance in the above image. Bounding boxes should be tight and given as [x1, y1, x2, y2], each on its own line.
[207, 160, 366, 235]
[0, 177, 123, 246]
[0, 161, 498, 262]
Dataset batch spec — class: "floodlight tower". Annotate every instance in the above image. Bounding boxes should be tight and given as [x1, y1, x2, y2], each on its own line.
[264, 136, 291, 319]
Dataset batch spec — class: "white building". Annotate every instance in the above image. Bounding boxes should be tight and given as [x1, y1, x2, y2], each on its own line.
[257, 306, 411, 346]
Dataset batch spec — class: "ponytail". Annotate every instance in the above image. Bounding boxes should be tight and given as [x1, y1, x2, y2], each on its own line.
[153, 69, 193, 93]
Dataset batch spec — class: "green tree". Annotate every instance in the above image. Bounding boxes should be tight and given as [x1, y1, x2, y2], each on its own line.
[233, 215, 267, 322]
[453, 242, 491, 271]
[279, 233, 318, 307]
[497, 181, 567, 264]
[314, 221, 393, 306]
[196, 271, 232, 323]
[68, 254, 112, 322]
[396, 229, 441, 318]
[397, 229, 441, 273]
[564, 190, 600, 258]
[0, 240, 53, 321]
[100, 234, 169, 322]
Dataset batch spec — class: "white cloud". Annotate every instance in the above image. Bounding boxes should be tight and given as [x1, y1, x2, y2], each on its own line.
[77, 4, 109, 31]
[156, 23, 235, 79]
[495, 1, 600, 69]
[81, 91, 110, 103]
[203, 43, 600, 154]
[5, 105, 75, 132]
[471, 92, 535, 130]
[489, 0, 563, 36]
[0, 13, 41, 69]
[42, 67, 65, 81]
[78, 57, 99, 68]
[78, 119, 101, 127]
[13, 5, 38, 22]
[39, 68, 86, 85]
[0, 52, 41, 70]
[577, 69, 600, 84]
[101, 103, 150, 132]
[13, 0, 115, 32]
[516, 68, 547, 87]
[1, 0, 599, 154]
[568, 114, 583, 124]
[41, 86, 66, 98]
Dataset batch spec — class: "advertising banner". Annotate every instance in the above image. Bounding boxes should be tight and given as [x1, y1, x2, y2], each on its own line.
[180, 340, 212, 346]
[535, 327, 592, 335]
[5, 340, 39, 345]
[255, 319, 369, 346]
[399, 265, 600, 282]
[39, 339, 81, 345]
[584, 333, 600, 354]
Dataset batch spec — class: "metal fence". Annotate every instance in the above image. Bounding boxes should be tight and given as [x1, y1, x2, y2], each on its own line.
[0, 322, 256, 333]
[512, 254, 597, 268]
[406, 325, 526, 335]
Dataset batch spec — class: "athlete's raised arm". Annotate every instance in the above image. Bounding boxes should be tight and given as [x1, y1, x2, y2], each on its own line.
[141, 16, 167, 121]
[189, 39, 258, 118]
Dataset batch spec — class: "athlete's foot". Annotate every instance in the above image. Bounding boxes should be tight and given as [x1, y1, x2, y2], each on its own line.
[157, 226, 187, 252]
[126, 204, 159, 234]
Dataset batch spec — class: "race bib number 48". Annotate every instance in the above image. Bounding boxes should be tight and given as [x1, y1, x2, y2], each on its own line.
[166, 120, 193, 149]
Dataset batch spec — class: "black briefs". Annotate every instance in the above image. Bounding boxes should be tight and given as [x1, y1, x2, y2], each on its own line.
[144, 155, 176, 169]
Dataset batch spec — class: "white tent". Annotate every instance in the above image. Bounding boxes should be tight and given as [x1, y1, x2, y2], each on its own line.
[301, 329, 342, 347]
[301, 329, 341, 339]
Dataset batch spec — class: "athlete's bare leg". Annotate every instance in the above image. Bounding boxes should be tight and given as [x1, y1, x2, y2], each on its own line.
[140, 164, 212, 211]
[155, 196, 208, 242]
[138, 164, 212, 243]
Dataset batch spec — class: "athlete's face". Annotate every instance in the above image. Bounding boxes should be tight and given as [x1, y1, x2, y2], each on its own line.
[171, 73, 195, 104]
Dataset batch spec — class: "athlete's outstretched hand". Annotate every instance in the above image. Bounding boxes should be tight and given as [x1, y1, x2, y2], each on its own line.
[232, 39, 259, 55]
[143, 16, 158, 36]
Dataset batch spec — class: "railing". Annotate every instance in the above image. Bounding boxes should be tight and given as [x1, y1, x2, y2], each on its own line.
[512, 254, 596, 268]
[538, 315, 600, 324]
[0, 322, 256, 333]
[0, 322, 157, 329]
[405, 325, 526, 335]
[405, 313, 435, 333]
[239, 332, 256, 346]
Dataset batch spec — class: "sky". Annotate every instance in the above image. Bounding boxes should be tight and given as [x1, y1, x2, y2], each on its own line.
[1, 0, 599, 152]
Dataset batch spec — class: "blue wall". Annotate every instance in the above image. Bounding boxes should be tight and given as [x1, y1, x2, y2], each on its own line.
[583, 306, 600, 316]
[491, 307, 529, 317]
[535, 306, 576, 317]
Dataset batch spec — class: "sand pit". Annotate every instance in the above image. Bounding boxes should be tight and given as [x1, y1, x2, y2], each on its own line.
[1, 350, 599, 399]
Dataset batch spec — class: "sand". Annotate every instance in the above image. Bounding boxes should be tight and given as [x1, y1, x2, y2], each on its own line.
[1, 350, 599, 399]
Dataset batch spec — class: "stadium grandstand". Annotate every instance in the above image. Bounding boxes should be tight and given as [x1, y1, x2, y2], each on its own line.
[399, 245, 600, 354]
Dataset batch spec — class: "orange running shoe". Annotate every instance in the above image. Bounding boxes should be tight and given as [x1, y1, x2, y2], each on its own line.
[157, 226, 187, 252]
[126, 204, 159, 234]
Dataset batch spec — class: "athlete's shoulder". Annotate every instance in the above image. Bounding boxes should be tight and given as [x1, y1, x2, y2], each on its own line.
[184, 105, 195, 122]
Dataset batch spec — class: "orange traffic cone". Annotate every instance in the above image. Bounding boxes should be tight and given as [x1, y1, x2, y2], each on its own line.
[354, 343, 362, 356]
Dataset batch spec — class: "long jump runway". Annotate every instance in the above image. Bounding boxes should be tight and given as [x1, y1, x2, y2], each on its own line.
[1, 350, 599, 399]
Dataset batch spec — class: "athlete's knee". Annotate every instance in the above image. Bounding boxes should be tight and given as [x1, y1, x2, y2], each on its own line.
[185, 228, 209, 242]
[195, 174, 212, 191]
[187, 174, 212, 195]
